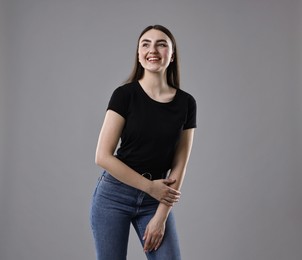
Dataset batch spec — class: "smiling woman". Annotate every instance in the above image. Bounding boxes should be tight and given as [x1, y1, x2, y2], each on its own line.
[138, 30, 174, 78]
[126, 24, 180, 90]
[90, 25, 197, 260]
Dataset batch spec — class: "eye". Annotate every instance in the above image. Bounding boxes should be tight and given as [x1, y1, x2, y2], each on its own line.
[157, 43, 168, 48]
[142, 43, 149, 48]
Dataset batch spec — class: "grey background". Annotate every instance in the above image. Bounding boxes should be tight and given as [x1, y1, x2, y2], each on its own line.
[0, 0, 301, 259]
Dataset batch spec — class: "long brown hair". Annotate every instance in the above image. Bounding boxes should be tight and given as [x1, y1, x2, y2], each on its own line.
[125, 25, 180, 89]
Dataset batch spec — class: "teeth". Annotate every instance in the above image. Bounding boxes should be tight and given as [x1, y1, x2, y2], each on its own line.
[148, 57, 159, 61]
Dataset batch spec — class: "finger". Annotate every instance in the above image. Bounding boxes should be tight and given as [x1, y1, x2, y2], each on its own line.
[152, 234, 164, 251]
[164, 195, 178, 203]
[144, 233, 152, 252]
[148, 237, 159, 252]
[165, 193, 180, 203]
[161, 199, 174, 207]
[144, 239, 156, 252]
[143, 228, 148, 244]
[168, 188, 181, 195]
[163, 178, 176, 185]
[155, 237, 163, 251]
[148, 237, 156, 252]
[162, 195, 181, 206]
[168, 192, 181, 200]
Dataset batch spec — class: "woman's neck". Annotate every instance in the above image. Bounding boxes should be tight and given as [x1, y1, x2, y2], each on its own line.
[139, 72, 169, 93]
[138, 72, 176, 103]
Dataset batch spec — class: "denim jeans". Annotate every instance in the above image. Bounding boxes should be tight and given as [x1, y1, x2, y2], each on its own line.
[90, 171, 181, 260]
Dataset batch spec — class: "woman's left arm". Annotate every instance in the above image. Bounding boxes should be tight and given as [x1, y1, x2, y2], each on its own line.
[143, 128, 195, 252]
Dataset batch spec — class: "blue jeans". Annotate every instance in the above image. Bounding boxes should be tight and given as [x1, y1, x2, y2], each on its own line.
[90, 171, 181, 260]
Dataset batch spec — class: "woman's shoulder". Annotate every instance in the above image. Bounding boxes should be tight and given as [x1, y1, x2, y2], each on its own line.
[176, 88, 196, 103]
[110, 81, 138, 99]
[116, 81, 138, 92]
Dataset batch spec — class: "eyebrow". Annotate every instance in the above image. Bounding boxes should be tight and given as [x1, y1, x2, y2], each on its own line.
[140, 39, 168, 43]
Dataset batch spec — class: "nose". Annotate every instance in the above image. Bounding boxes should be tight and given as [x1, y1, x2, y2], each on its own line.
[149, 44, 158, 53]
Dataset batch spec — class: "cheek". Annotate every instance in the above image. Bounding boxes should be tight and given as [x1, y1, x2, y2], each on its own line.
[162, 49, 172, 59]
[138, 53, 143, 63]
[138, 50, 147, 61]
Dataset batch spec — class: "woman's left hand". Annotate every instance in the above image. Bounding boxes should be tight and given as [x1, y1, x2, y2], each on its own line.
[143, 215, 166, 252]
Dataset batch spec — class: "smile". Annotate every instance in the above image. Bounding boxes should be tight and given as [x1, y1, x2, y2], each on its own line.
[147, 57, 160, 61]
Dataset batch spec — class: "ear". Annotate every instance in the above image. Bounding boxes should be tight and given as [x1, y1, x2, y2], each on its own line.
[170, 53, 174, 62]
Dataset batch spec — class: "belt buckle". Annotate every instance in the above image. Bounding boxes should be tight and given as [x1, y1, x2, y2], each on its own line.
[142, 172, 152, 180]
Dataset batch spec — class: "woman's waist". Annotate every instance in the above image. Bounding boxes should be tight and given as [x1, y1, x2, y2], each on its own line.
[116, 156, 170, 180]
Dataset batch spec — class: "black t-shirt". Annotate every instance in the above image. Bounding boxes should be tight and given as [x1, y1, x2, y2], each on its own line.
[107, 81, 197, 178]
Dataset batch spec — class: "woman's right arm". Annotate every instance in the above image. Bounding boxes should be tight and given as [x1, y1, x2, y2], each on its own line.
[95, 110, 180, 206]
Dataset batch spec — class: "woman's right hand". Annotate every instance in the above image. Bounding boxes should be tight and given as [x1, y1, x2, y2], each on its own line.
[148, 179, 181, 207]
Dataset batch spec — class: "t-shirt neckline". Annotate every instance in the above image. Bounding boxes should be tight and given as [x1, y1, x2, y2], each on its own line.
[136, 81, 178, 105]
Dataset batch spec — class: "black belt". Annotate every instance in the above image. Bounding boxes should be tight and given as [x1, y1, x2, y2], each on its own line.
[141, 171, 168, 180]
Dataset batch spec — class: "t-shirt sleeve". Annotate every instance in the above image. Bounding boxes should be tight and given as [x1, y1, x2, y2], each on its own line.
[107, 87, 129, 119]
[183, 94, 197, 130]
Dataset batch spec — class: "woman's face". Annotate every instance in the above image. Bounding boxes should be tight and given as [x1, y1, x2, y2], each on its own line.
[138, 29, 174, 75]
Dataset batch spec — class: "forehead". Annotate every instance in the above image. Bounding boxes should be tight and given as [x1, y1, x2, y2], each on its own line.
[139, 29, 172, 43]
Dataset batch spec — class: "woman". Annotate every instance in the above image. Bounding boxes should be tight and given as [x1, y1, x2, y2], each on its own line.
[90, 25, 197, 260]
